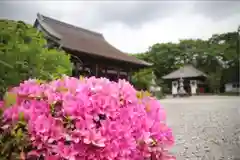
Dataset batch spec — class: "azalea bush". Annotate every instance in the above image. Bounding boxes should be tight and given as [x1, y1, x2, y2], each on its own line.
[0, 76, 175, 160]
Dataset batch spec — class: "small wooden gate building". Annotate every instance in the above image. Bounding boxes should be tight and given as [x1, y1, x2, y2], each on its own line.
[162, 65, 207, 95]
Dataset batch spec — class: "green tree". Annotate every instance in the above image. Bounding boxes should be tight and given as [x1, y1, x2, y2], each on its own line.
[146, 43, 182, 79]
[131, 68, 154, 90]
[208, 32, 239, 85]
[207, 70, 222, 93]
[0, 20, 73, 97]
[134, 31, 238, 94]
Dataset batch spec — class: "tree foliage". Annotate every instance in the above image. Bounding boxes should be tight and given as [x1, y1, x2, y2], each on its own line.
[0, 20, 73, 97]
[133, 31, 239, 93]
[131, 68, 154, 90]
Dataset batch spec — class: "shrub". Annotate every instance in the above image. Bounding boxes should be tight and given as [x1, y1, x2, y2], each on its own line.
[154, 90, 165, 99]
[0, 20, 73, 98]
[131, 68, 154, 90]
[0, 76, 175, 160]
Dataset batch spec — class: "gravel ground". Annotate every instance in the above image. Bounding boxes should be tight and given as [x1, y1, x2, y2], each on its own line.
[161, 96, 240, 160]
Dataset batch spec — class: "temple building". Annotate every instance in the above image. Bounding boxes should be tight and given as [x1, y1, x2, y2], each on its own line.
[33, 13, 151, 81]
[162, 64, 207, 96]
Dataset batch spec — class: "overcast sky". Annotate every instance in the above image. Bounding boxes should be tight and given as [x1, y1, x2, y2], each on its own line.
[0, 1, 239, 53]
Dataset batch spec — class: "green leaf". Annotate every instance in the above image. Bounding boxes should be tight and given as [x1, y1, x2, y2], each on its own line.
[19, 112, 25, 121]
[16, 128, 23, 139]
[3, 92, 17, 107]
[0, 19, 73, 96]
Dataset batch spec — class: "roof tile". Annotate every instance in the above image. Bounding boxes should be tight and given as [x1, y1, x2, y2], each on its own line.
[37, 13, 151, 66]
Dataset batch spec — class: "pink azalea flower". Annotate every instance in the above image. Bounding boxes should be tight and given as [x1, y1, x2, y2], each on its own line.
[1, 76, 174, 160]
[82, 130, 106, 148]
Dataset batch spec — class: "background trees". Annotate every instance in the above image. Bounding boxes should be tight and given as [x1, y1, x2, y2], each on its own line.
[131, 31, 239, 94]
[0, 20, 73, 97]
[0, 19, 238, 96]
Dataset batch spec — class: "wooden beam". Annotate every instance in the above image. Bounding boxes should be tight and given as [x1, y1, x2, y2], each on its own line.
[95, 64, 99, 78]
[101, 69, 127, 75]
[81, 65, 85, 76]
[104, 68, 107, 78]
[117, 68, 120, 80]
[127, 68, 132, 82]
[73, 62, 79, 77]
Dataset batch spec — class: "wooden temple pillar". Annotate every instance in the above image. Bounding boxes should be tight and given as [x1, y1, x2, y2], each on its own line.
[117, 68, 120, 80]
[127, 68, 132, 82]
[104, 68, 107, 78]
[72, 62, 77, 77]
[81, 65, 85, 76]
[95, 64, 99, 78]
[87, 63, 102, 78]
[72, 61, 81, 78]
[72, 60, 135, 82]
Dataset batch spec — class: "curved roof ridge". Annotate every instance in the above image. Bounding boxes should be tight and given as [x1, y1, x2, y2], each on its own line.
[162, 64, 207, 79]
[38, 13, 104, 39]
[35, 13, 151, 67]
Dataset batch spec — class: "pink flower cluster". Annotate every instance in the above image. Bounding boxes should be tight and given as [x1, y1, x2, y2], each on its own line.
[1, 76, 175, 160]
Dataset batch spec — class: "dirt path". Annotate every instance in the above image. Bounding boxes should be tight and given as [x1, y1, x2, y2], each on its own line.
[161, 96, 240, 160]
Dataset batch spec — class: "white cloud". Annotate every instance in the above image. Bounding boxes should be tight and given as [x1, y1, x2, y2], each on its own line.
[99, 11, 240, 53]
[1, 1, 239, 53]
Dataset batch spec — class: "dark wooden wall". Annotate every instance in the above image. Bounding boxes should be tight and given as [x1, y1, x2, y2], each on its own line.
[65, 48, 143, 82]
